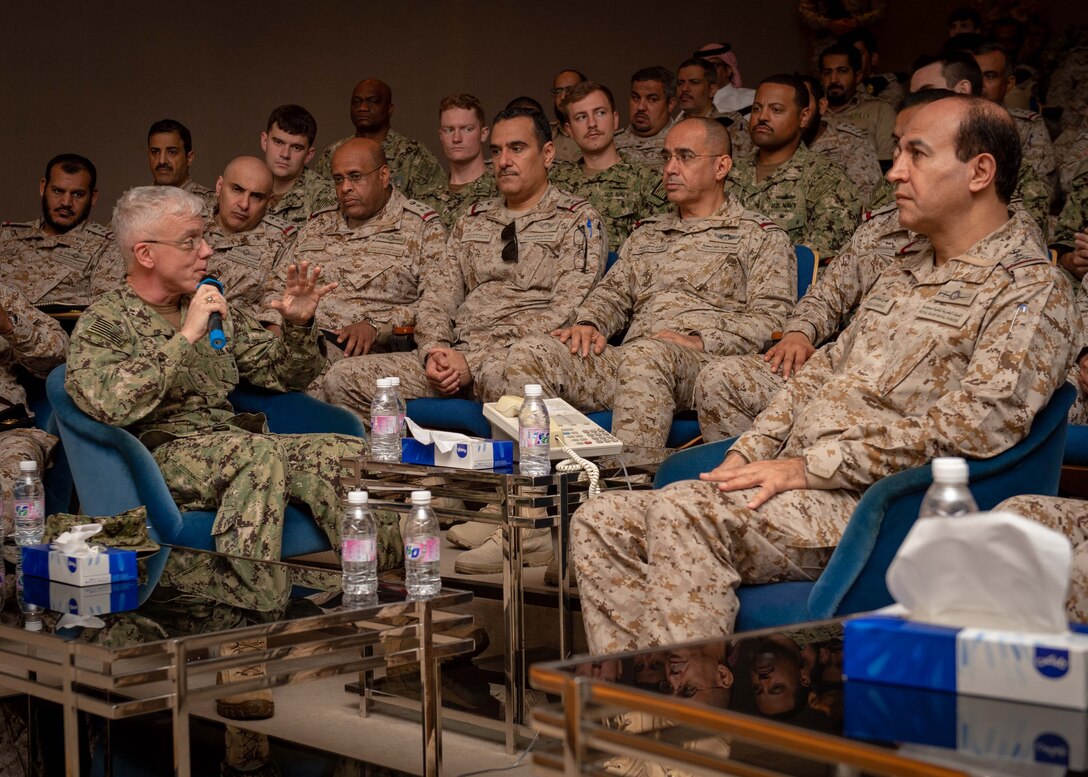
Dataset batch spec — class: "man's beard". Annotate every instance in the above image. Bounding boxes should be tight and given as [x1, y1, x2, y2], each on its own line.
[41, 194, 88, 234]
[826, 89, 850, 108]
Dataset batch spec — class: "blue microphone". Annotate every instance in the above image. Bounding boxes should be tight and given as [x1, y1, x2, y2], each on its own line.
[199, 276, 227, 350]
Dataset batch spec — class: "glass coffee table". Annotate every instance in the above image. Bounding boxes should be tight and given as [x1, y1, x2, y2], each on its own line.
[345, 446, 671, 751]
[530, 620, 1088, 776]
[0, 545, 473, 777]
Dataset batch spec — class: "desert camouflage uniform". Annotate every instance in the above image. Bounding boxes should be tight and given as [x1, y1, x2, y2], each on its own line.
[1071, 281, 1088, 424]
[1010, 108, 1058, 194]
[178, 178, 218, 216]
[204, 213, 297, 318]
[994, 496, 1088, 623]
[614, 118, 678, 168]
[1047, 46, 1088, 133]
[417, 168, 498, 231]
[726, 143, 862, 257]
[861, 73, 905, 108]
[0, 218, 112, 306]
[697, 203, 911, 440]
[315, 129, 447, 201]
[504, 196, 794, 448]
[266, 167, 337, 227]
[822, 92, 896, 161]
[574, 213, 1077, 652]
[808, 120, 883, 206]
[549, 154, 668, 244]
[65, 284, 374, 612]
[1055, 123, 1088, 201]
[550, 121, 583, 164]
[322, 185, 605, 416]
[0, 284, 66, 535]
[262, 189, 447, 356]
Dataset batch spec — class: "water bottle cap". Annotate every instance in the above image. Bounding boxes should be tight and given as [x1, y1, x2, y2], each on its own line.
[387, 376, 401, 387]
[524, 384, 542, 397]
[19, 461, 37, 472]
[24, 619, 42, 632]
[347, 490, 368, 504]
[411, 490, 431, 504]
[931, 457, 968, 483]
[376, 378, 392, 388]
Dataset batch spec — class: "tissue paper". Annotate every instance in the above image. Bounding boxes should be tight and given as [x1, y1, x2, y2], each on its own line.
[401, 418, 513, 470]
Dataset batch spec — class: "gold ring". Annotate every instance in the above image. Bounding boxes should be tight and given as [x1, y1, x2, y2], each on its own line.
[206, 295, 215, 303]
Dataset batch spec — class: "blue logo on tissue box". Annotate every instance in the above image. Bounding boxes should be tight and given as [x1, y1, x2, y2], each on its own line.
[1035, 733, 1070, 765]
[1035, 647, 1070, 678]
[456, 443, 467, 458]
[68, 557, 78, 573]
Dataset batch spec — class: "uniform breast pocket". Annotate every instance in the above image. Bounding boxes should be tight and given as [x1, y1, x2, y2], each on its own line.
[342, 259, 400, 291]
[690, 242, 742, 293]
[511, 242, 556, 291]
[877, 334, 940, 396]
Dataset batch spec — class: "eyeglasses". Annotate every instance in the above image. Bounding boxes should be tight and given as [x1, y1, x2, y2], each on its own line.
[332, 165, 384, 187]
[141, 236, 204, 251]
[501, 222, 518, 263]
[658, 150, 724, 165]
[550, 86, 573, 96]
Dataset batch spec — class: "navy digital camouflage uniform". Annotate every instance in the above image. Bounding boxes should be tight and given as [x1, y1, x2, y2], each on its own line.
[266, 167, 337, 227]
[65, 284, 379, 612]
[574, 214, 1078, 653]
[0, 284, 67, 536]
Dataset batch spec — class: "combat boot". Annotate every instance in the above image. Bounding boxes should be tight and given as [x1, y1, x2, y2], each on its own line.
[216, 638, 275, 720]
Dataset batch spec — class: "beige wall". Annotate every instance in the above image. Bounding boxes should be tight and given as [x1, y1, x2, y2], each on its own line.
[2, 0, 1084, 221]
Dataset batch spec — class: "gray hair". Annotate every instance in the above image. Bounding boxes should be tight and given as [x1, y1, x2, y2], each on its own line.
[112, 185, 204, 261]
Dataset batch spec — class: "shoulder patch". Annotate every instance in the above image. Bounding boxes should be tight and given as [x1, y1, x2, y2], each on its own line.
[309, 205, 338, 220]
[865, 201, 899, 221]
[1, 220, 35, 230]
[83, 222, 112, 238]
[835, 122, 867, 138]
[402, 198, 440, 222]
[85, 317, 127, 348]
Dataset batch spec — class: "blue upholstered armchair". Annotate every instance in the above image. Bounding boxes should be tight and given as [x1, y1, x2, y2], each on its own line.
[46, 364, 364, 558]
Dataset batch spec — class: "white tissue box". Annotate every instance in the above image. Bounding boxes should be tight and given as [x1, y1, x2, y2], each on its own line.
[21, 544, 138, 587]
[401, 437, 513, 471]
[22, 576, 139, 617]
[845, 614, 1088, 709]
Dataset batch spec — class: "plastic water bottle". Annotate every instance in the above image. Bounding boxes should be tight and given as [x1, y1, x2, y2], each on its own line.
[518, 384, 551, 476]
[386, 376, 407, 439]
[370, 378, 401, 462]
[341, 490, 377, 597]
[919, 457, 978, 518]
[404, 491, 441, 597]
[13, 460, 45, 546]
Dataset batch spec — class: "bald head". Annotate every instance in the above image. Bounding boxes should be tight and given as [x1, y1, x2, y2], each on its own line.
[331, 138, 392, 225]
[351, 79, 394, 134]
[215, 155, 273, 233]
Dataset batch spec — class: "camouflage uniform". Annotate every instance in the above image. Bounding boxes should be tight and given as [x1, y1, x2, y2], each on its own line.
[0, 218, 112, 306]
[179, 178, 218, 215]
[574, 213, 1077, 652]
[262, 189, 447, 355]
[1055, 123, 1088, 201]
[697, 204, 909, 440]
[316, 129, 447, 201]
[822, 92, 896, 161]
[1047, 46, 1088, 133]
[993, 496, 1088, 624]
[417, 168, 498, 231]
[65, 284, 372, 612]
[0, 284, 66, 535]
[266, 167, 337, 227]
[1010, 108, 1058, 193]
[204, 213, 297, 319]
[504, 197, 794, 448]
[550, 121, 583, 164]
[861, 73, 905, 109]
[1053, 158, 1088, 254]
[725, 144, 862, 257]
[808, 120, 883, 206]
[1015, 160, 1053, 238]
[1071, 281, 1087, 425]
[614, 117, 678, 168]
[322, 185, 605, 416]
[548, 154, 668, 245]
